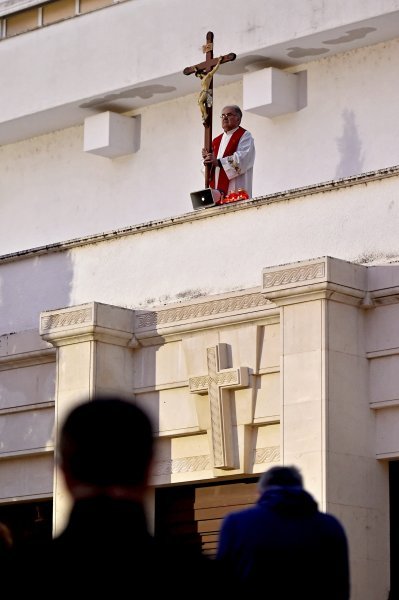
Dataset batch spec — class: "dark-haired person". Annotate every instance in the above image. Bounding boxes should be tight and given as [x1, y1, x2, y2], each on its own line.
[14, 395, 222, 598]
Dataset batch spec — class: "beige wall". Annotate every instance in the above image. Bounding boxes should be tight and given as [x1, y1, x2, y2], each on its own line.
[0, 331, 55, 503]
[2, 255, 399, 598]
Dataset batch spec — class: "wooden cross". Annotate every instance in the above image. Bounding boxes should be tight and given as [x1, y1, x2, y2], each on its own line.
[183, 32, 236, 187]
[189, 343, 249, 469]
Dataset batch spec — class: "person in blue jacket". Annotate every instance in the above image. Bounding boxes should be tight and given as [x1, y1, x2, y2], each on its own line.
[217, 465, 350, 600]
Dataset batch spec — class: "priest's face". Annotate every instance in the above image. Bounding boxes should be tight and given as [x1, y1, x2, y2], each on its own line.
[221, 106, 241, 132]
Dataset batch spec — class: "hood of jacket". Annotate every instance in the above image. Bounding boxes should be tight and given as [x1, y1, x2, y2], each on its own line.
[258, 485, 318, 517]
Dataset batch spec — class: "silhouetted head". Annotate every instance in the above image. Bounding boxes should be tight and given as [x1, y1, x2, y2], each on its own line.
[258, 465, 303, 493]
[59, 396, 154, 497]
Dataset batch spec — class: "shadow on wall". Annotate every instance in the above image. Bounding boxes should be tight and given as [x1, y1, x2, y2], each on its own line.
[0, 251, 74, 333]
[335, 109, 364, 179]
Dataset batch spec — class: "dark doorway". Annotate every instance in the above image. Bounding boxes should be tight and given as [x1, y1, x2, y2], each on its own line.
[0, 500, 52, 549]
[155, 478, 258, 558]
[390, 461, 399, 600]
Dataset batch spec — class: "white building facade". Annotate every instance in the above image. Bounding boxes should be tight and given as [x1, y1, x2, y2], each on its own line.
[2, 1, 399, 598]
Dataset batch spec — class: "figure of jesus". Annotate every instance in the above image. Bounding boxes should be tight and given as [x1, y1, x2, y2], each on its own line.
[195, 57, 222, 124]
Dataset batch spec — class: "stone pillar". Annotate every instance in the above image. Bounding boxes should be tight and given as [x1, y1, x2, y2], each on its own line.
[262, 257, 367, 504]
[262, 257, 389, 599]
[40, 302, 135, 534]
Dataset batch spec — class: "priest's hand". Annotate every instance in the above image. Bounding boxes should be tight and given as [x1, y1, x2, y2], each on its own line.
[203, 152, 218, 167]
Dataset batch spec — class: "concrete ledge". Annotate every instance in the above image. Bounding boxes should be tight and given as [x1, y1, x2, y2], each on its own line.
[1, 164, 399, 264]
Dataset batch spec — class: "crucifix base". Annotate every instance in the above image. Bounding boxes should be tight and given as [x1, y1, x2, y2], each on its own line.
[190, 188, 222, 210]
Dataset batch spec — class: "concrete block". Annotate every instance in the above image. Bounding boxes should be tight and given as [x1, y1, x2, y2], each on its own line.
[83, 111, 140, 158]
[243, 67, 301, 118]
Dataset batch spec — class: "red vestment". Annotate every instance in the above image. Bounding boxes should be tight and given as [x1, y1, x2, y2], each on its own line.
[209, 126, 247, 195]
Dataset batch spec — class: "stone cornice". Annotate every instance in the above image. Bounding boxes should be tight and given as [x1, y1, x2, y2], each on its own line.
[35, 262, 399, 349]
[41, 326, 134, 347]
[134, 290, 278, 343]
[367, 287, 399, 307]
[38, 292, 278, 348]
[263, 284, 366, 307]
[40, 302, 135, 347]
[152, 445, 280, 478]
[0, 348, 55, 371]
[262, 258, 399, 308]
[0, 401, 54, 415]
[262, 256, 368, 306]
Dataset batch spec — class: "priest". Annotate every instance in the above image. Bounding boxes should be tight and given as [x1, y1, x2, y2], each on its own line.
[202, 105, 255, 198]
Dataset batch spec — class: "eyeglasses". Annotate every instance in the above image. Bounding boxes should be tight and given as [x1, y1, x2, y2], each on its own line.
[220, 112, 237, 119]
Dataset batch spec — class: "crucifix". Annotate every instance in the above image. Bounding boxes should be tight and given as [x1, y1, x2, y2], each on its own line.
[183, 32, 236, 187]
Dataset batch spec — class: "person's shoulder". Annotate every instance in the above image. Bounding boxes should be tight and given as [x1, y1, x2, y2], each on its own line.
[240, 127, 254, 138]
[238, 128, 255, 145]
[317, 511, 348, 537]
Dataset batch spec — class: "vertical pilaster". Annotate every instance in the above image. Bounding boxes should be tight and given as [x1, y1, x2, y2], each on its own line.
[280, 297, 327, 503]
[262, 257, 367, 505]
[262, 257, 390, 598]
[40, 302, 135, 534]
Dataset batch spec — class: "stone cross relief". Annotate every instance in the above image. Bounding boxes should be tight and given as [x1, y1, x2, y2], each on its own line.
[189, 343, 249, 469]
